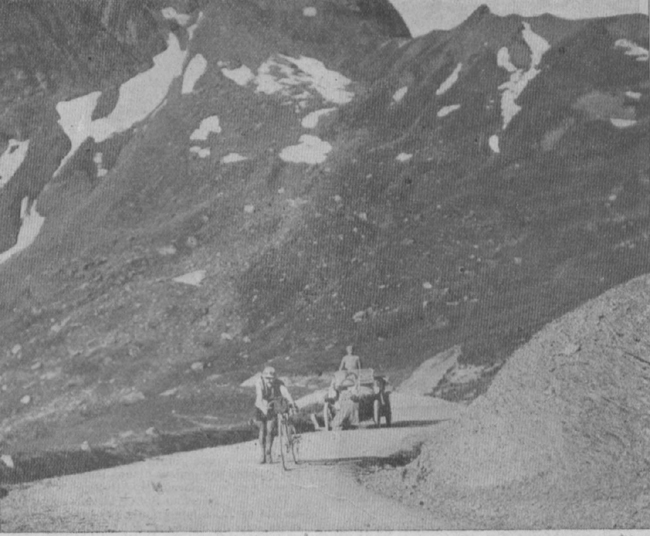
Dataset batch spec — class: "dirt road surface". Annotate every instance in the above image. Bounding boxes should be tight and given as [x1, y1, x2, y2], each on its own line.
[1, 394, 464, 531]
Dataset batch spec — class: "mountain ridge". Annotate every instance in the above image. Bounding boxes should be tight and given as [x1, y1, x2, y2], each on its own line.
[0, 1, 647, 470]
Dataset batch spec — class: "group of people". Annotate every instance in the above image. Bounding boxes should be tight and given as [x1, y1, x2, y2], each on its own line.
[253, 346, 364, 464]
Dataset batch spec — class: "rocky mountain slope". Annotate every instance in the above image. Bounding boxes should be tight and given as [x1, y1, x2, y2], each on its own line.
[362, 272, 650, 528]
[0, 0, 647, 469]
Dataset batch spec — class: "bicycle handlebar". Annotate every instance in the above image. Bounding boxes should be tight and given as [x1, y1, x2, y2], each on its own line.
[268, 398, 297, 415]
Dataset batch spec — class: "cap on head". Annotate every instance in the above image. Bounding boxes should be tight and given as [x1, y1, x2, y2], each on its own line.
[262, 366, 276, 379]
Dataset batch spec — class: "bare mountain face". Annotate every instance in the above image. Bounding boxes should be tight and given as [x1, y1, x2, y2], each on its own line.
[0, 0, 647, 466]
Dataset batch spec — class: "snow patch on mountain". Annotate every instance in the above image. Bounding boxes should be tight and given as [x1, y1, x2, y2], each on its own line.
[54, 33, 186, 175]
[282, 56, 353, 104]
[497, 23, 550, 130]
[392, 86, 408, 103]
[625, 91, 642, 100]
[301, 108, 336, 128]
[190, 116, 222, 140]
[93, 152, 108, 178]
[55, 92, 102, 176]
[190, 147, 210, 158]
[161, 7, 190, 26]
[522, 22, 551, 66]
[182, 54, 208, 94]
[0, 198, 45, 265]
[396, 152, 413, 162]
[279, 135, 332, 164]
[173, 270, 206, 286]
[187, 12, 204, 41]
[497, 48, 517, 73]
[437, 104, 461, 117]
[436, 63, 462, 96]
[221, 153, 248, 164]
[489, 135, 500, 153]
[610, 118, 637, 128]
[221, 65, 255, 86]
[91, 33, 186, 142]
[615, 39, 649, 61]
[0, 139, 30, 188]
[223, 55, 354, 106]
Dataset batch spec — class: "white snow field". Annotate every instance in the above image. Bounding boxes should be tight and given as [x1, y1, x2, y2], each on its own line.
[489, 134, 500, 153]
[392, 86, 408, 103]
[0, 139, 30, 188]
[54, 92, 102, 175]
[437, 104, 461, 117]
[222, 55, 354, 106]
[615, 39, 649, 61]
[497, 23, 551, 130]
[221, 153, 248, 164]
[301, 108, 336, 128]
[56, 32, 187, 176]
[182, 54, 208, 94]
[436, 63, 462, 96]
[0, 197, 45, 265]
[279, 135, 332, 164]
[91, 33, 186, 142]
[190, 116, 222, 140]
[221, 65, 255, 86]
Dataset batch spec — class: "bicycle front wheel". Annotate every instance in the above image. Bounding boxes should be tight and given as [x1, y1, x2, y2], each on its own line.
[278, 414, 288, 470]
[286, 421, 299, 465]
[278, 415, 299, 470]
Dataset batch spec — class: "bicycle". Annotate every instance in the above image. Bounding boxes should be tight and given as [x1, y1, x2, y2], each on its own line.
[268, 398, 300, 470]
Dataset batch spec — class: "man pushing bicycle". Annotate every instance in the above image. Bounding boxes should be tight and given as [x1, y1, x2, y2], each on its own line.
[254, 366, 297, 464]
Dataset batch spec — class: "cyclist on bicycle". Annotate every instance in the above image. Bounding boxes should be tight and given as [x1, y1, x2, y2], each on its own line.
[254, 366, 296, 464]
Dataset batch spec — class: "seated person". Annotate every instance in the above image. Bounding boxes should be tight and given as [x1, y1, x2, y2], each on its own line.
[325, 370, 359, 431]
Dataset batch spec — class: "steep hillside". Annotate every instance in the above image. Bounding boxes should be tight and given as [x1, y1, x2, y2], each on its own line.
[0, 1, 647, 463]
[362, 273, 650, 528]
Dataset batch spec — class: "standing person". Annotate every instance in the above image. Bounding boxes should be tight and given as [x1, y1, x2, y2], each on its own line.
[254, 366, 296, 464]
[338, 345, 361, 374]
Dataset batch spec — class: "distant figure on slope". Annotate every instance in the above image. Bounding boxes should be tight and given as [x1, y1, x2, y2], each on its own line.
[338, 345, 361, 374]
[254, 366, 296, 464]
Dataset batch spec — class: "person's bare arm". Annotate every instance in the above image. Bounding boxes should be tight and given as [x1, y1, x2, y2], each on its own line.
[280, 384, 295, 406]
[255, 379, 267, 414]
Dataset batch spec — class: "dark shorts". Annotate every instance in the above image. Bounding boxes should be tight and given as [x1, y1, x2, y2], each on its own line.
[255, 407, 279, 423]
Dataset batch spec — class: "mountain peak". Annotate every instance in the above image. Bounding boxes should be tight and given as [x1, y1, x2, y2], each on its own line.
[469, 4, 493, 20]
